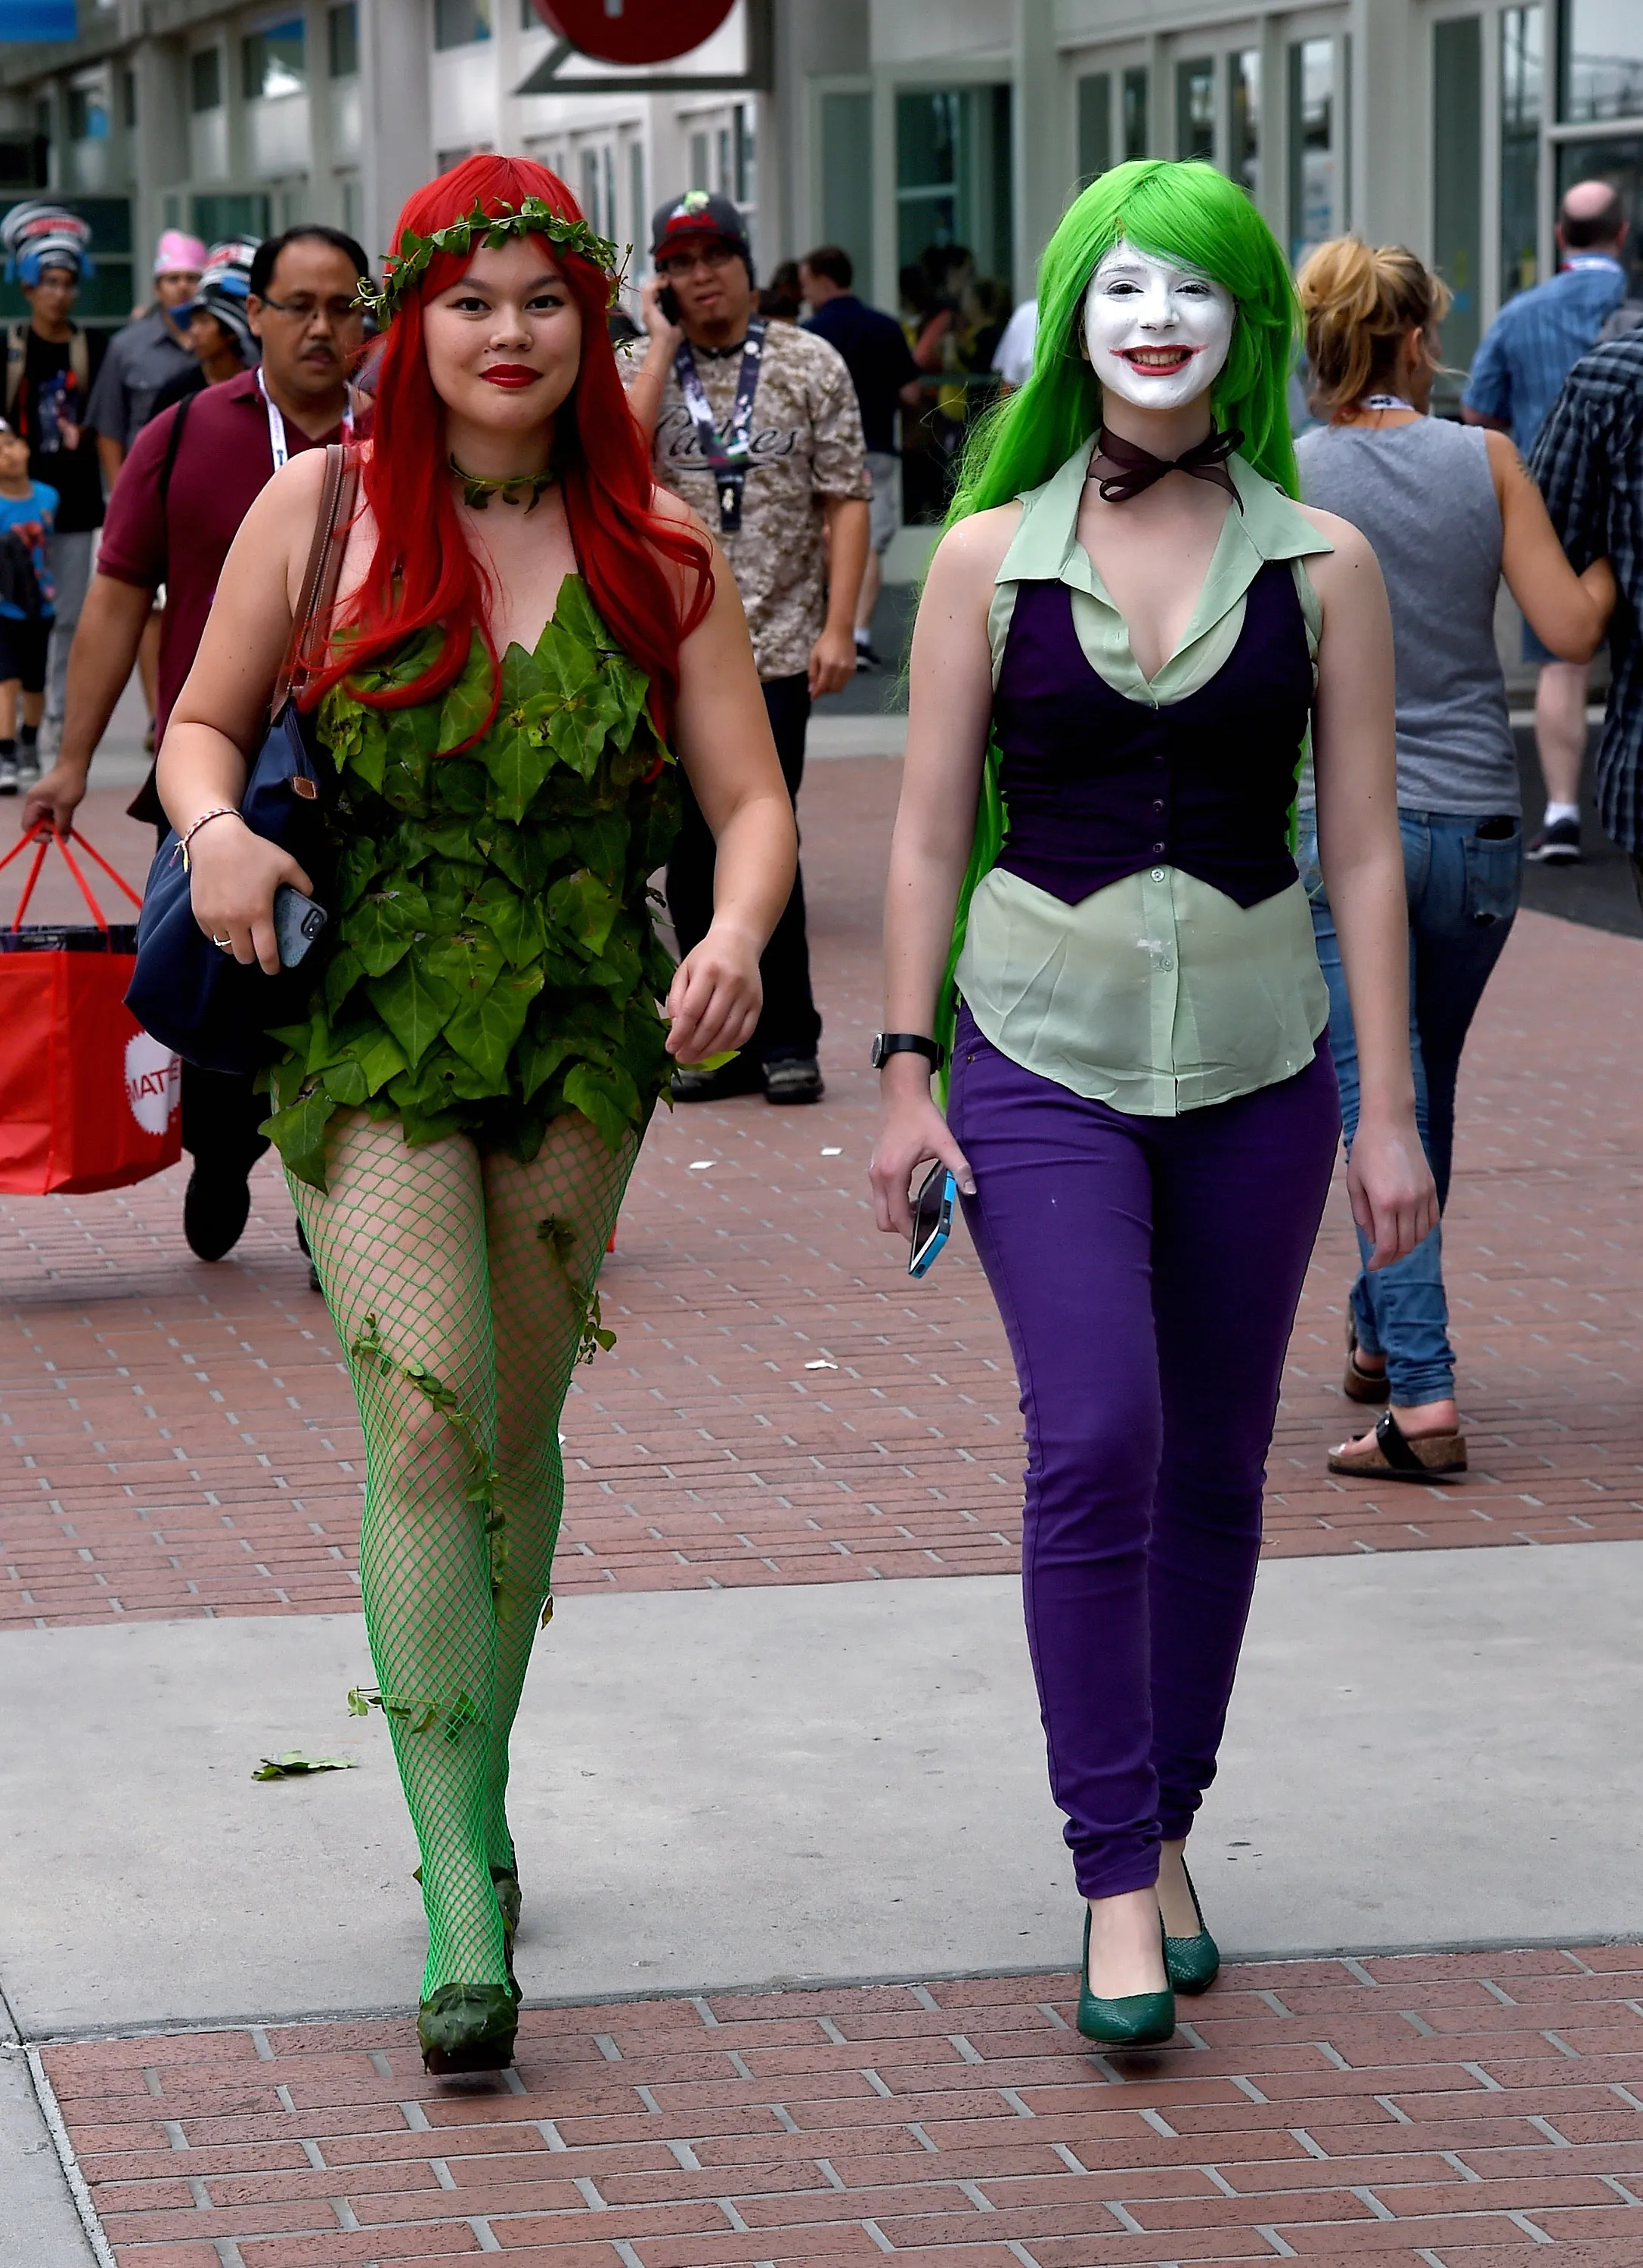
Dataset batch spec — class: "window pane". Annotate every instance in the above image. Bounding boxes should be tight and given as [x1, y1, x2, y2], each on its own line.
[243, 19, 306, 101]
[1500, 5, 1542, 300]
[433, 0, 491, 50]
[734, 104, 755, 206]
[67, 86, 107, 141]
[1557, 138, 1643, 295]
[1122, 67, 1148, 161]
[897, 91, 961, 192]
[1560, 0, 1643, 124]
[1287, 38, 1335, 262]
[1433, 15, 1483, 376]
[689, 130, 709, 190]
[715, 125, 731, 195]
[820, 91, 871, 286]
[580, 147, 599, 226]
[1077, 73, 1111, 184]
[328, 2, 358, 78]
[189, 48, 221, 113]
[1229, 51, 1260, 199]
[192, 191, 270, 242]
[1176, 57, 1214, 164]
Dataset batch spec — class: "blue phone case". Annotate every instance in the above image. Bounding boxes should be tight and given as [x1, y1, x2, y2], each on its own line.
[909, 1168, 957, 1277]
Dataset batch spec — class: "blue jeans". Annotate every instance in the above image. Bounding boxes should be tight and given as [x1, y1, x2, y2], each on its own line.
[1297, 810, 1521, 1408]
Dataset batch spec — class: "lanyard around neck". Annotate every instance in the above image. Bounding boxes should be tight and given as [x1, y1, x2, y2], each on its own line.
[257, 366, 355, 472]
[672, 319, 766, 532]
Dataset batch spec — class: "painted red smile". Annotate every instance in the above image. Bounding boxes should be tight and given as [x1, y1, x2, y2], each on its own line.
[1119, 346, 1198, 373]
[481, 364, 540, 389]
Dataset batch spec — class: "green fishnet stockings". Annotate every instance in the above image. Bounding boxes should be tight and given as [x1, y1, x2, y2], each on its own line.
[290, 1108, 635, 1998]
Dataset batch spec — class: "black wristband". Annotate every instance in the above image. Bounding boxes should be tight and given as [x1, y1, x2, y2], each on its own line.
[870, 1032, 946, 1071]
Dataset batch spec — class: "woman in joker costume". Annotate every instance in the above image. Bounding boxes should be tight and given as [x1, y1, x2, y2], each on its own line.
[871, 163, 1435, 2044]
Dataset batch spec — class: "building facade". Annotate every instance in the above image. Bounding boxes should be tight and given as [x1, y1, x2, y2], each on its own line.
[3, 0, 1639, 562]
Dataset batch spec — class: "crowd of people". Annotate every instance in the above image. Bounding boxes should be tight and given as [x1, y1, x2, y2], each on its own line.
[3, 150, 1641, 2077]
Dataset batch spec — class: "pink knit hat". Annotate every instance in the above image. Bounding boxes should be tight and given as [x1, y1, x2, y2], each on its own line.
[153, 228, 207, 278]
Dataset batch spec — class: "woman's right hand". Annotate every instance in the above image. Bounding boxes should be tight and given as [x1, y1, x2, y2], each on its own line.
[870, 1065, 976, 1238]
[186, 814, 312, 975]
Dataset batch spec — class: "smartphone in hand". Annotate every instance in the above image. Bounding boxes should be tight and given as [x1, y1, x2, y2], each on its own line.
[273, 884, 327, 968]
[658, 282, 682, 324]
[909, 1162, 957, 1278]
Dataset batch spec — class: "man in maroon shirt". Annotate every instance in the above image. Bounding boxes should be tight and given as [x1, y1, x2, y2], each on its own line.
[23, 225, 368, 1263]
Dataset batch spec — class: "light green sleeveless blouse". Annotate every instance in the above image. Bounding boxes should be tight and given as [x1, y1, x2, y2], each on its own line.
[953, 442, 1334, 1116]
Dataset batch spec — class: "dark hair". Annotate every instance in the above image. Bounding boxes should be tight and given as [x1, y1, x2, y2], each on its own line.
[801, 243, 853, 290]
[249, 224, 371, 302]
[1559, 184, 1625, 249]
[758, 259, 804, 320]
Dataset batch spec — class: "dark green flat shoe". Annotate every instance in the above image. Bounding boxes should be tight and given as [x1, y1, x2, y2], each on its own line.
[1075, 1908, 1176, 2046]
[418, 1981, 519, 2075]
[1164, 1859, 1220, 1996]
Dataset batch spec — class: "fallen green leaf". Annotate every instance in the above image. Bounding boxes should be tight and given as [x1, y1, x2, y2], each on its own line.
[677, 1049, 740, 1074]
[253, 1752, 357, 1781]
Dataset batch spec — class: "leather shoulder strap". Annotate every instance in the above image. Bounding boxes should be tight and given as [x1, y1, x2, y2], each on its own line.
[271, 442, 358, 720]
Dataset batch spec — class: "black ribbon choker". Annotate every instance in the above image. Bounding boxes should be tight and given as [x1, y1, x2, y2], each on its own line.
[1087, 423, 1244, 506]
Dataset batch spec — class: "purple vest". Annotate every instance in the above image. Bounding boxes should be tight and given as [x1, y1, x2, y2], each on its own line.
[991, 559, 1313, 909]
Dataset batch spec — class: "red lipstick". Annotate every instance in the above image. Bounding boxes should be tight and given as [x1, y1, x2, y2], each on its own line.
[481, 364, 539, 389]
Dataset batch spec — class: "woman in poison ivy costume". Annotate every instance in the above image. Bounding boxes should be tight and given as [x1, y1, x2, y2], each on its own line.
[154, 155, 798, 2074]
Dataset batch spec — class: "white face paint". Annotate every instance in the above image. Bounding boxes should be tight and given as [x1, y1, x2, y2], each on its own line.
[1083, 241, 1235, 412]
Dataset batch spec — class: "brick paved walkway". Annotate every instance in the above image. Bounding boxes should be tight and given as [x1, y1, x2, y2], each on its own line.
[42, 1944, 1643, 2265]
[7, 767, 1643, 1629]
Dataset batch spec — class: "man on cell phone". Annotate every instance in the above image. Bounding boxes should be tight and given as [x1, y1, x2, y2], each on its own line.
[21, 225, 370, 1266]
[622, 190, 870, 1108]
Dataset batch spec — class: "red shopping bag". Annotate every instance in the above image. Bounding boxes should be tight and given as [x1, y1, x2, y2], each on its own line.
[0, 821, 181, 1195]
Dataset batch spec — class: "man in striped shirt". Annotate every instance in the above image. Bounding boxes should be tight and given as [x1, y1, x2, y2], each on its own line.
[1528, 329, 1643, 891]
[1465, 181, 1629, 865]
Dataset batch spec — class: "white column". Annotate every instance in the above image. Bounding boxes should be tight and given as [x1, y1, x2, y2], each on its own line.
[1012, 0, 1059, 299]
[1350, 0, 1424, 253]
[359, 0, 433, 265]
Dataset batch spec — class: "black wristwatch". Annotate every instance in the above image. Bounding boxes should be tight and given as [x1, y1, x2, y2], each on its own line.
[871, 1032, 946, 1071]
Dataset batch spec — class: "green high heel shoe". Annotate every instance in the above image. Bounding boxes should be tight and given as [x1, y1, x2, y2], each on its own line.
[1075, 1907, 1176, 2046]
[1163, 1859, 1220, 1996]
[418, 1981, 519, 2075]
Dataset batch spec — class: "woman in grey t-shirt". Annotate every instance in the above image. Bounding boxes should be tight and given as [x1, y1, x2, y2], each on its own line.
[1294, 237, 1613, 1479]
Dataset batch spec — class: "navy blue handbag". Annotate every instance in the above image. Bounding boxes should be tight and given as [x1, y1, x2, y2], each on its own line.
[126, 445, 356, 1076]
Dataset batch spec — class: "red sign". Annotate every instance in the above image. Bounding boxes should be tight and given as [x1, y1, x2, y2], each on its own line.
[533, 0, 737, 67]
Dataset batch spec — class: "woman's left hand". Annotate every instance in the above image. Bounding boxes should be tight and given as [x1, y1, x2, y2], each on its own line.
[665, 922, 763, 1066]
[1347, 1110, 1439, 1271]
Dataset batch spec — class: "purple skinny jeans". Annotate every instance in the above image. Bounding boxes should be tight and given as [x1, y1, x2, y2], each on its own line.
[947, 1007, 1340, 1898]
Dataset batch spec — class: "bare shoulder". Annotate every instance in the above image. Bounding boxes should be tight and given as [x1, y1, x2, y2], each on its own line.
[647, 482, 705, 538]
[1296, 503, 1386, 606]
[926, 502, 1022, 595]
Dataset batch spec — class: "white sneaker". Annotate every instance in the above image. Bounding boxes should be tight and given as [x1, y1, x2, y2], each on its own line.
[14, 746, 39, 786]
[0, 752, 17, 795]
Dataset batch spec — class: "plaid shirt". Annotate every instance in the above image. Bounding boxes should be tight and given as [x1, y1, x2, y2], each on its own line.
[1462, 256, 1626, 455]
[1527, 333, 1643, 854]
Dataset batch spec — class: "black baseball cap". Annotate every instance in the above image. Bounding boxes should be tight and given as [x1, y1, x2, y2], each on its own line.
[649, 189, 753, 275]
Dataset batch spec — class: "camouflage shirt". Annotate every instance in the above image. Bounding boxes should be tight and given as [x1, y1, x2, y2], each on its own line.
[622, 321, 870, 681]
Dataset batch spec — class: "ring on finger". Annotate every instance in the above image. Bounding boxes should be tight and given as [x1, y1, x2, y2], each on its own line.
[211, 933, 234, 951]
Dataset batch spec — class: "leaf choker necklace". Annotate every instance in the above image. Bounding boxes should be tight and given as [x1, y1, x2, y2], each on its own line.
[449, 456, 555, 511]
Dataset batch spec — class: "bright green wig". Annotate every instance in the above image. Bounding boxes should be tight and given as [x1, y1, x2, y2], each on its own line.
[935, 160, 1303, 1082]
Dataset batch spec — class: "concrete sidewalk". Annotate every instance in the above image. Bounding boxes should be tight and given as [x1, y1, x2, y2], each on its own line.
[4, 1542, 1640, 2040]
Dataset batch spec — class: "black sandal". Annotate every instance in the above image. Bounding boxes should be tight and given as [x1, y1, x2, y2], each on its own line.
[1328, 1405, 1467, 1481]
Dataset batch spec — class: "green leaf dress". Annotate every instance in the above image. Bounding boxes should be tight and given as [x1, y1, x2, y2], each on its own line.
[263, 575, 680, 1191]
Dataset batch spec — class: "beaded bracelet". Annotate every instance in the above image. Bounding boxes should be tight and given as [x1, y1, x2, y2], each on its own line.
[175, 806, 242, 869]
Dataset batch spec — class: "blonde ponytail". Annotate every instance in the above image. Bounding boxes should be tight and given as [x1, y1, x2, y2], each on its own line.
[1295, 237, 1452, 420]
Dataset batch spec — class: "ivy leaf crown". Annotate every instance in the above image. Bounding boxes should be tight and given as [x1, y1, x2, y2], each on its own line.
[356, 196, 628, 323]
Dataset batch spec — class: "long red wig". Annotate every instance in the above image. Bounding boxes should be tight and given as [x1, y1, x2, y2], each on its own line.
[304, 153, 711, 742]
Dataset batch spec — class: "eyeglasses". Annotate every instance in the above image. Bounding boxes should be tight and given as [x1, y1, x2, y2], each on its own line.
[655, 244, 739, 280]
[256, 293, 364, 328]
